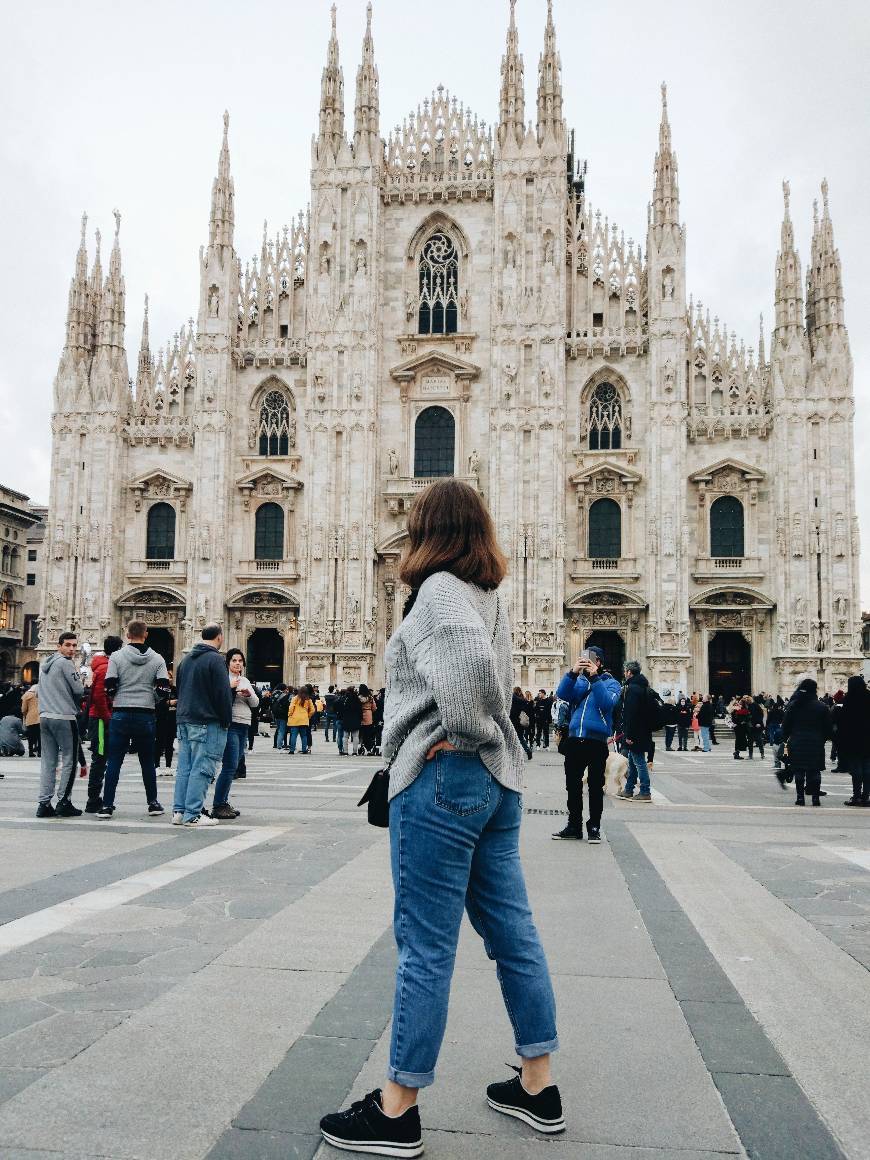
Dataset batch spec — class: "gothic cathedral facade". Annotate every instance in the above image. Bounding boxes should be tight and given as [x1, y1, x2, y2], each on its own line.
[42, 2, 862, 697]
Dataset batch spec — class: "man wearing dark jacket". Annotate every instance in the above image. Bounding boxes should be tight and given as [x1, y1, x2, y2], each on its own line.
[172, 624, 233, 826]
[835, 675, 870, 805]
[85, 635, 123, 812]
[697, 695, 715, 753]
[98, 622, 170, 820]
[617, 661, 653, 802]
[783, 678, 832, 806]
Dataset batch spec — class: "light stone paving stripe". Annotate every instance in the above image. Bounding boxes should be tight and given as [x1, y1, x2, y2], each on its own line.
[829, 846, 870, 873]
[308, 766, 363, 781]
[630, 824, 868, 1160]
[0, 827, 285, 957]
[0, 836, 391, 1160]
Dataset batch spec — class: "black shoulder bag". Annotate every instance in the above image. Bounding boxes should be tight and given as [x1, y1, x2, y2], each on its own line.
[357, 735, 406, 828]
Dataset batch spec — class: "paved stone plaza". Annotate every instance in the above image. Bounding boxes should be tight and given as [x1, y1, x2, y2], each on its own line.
[0, 734, 868, 1159]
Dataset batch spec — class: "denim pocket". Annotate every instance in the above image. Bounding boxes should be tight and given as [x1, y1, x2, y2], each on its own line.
[434, 751, 491, 816]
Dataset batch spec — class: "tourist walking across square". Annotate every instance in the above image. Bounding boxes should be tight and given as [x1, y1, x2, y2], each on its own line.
[320, 479, 563, 1156]
[36, 632, 84, 818]
[172, 623, 233, 827]
[97, 622, 170, 819]
[617, 661, 654, 802]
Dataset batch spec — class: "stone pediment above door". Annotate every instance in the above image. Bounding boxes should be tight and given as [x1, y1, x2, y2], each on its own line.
[388, 349, 481, 403]
[235, 467, 303, 510]
[128, 470, 193, 511]
[569, 460, 642, 504]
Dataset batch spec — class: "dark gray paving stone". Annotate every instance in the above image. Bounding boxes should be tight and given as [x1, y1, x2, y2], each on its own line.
[307, 967, 395, 1041]
[680, 1001, 790, 1076]
[0, 833, 221, 926]
[0, 1000, 55, 1040]
[713, 1073, 847, 1159]
[42, 973, 171, 1013]
[0, 1011, 126, 1067]
[233, 1036, 376, 1133]
[0, 1067, 48, 1105]
[208, 1127, 319, 1159]
[82, 947, 152, 968]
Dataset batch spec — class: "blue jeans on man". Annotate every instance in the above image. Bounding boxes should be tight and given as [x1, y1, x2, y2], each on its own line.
[388, 753, 558, 1087]
[173, 721, 228, 821]
[101, 709, 158, 809]
[323, 712, 337, 741]
[214, 722, 248, 807]
[699, 725, 712, 752]
[623, 747, 651, 796]
[274, 718, 288, 750]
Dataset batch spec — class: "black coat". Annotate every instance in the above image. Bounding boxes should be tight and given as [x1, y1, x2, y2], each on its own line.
[834, 677, 870, 761]
[621, 674, 651, 748]
[698, 700, 715, 726]
[782, 690, 832, 771]
[337, 693, 363, 730]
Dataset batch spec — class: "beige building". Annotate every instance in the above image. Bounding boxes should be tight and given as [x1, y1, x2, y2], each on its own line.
[41, 3, 862, 697]
[0, 487, 44, 683]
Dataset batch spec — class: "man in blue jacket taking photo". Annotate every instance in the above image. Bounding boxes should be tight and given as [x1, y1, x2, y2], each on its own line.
[552, 646, 621, 844]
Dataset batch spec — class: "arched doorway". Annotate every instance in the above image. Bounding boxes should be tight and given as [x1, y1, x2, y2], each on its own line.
[146, 627, 175, 670]
[248, 628, 284, 685]
[22, 660, 39, 684]
[708, 631, 751, 700]
[585, 630, 625, 677]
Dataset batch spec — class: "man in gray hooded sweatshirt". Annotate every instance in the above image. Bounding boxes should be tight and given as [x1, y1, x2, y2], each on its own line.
[97, 620, 170, 819]
[37, 631, 84, 817]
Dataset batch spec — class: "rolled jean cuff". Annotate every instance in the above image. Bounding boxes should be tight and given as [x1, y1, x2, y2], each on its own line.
[515, 1036, 559, 1059]
[387, 1065, 436, 1089]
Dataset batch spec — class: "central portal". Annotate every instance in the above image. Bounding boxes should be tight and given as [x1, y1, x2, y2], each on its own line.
[247, 628, 284, 685]
[584, 630, 625, 677]
[708, 631, 751, 701]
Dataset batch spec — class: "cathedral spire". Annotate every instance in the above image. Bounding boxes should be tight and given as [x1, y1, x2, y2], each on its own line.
[135, 293, 154, 405]
[651, 82, 679, 229]
[536, 0, 563, 146]
[806, 178, 846, 342]
[498, 0, 525, 149]
[209, 111, 235, 249]
[96, 209, 126, 352]
[774, 179, 803, 335]
[64, 211, 92, 356]
[758, 313, 766, 366]
[353, 2, 379, 160]
[318, 4, 345, 161]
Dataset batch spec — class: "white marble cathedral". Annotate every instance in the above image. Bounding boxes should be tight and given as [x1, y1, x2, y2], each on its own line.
[42, 1, 863, 697]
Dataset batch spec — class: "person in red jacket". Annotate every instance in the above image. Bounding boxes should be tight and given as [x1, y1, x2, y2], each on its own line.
[86, 635, 123, 813]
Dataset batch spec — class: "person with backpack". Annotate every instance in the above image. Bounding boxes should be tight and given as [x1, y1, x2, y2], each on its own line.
[271, 684, 290, 750]
[782, 678, 832, 806]
[616, 661, 654, 802]
[552, 647, 621, 842]
[85, 634, 123, 812]
[336, 684, 363, 755]
[358, 684, 378, 755]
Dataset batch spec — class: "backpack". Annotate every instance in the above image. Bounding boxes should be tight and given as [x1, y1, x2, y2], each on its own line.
[645, 688, 669, 732]
[659, 699, 679, 727]
[519, 709, 531, 729]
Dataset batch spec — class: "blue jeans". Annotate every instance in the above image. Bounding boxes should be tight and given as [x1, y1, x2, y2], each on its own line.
[274, 719, 287, 749]
[215, 722, 248, 806]
[623, 748, 650, 796]
[324, 713, 337, 741]
[388, 753, 558, 1088]
[288, 725, 309, 754]
[699, 725, 711, 752]
[102, 709, 158, 808]
[173, 721, 228, 821]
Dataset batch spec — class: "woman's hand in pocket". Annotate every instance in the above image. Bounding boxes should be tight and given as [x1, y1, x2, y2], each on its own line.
[426, 739, 457, 761]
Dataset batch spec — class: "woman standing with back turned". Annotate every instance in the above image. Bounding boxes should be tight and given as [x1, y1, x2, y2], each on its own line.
[320, 479, 562, 1157]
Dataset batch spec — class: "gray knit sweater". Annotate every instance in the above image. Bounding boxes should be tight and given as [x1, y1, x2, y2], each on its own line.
[382, 571, 525, 800]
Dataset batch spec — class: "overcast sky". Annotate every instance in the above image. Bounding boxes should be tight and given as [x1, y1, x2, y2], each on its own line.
[2, 0, 868, 596]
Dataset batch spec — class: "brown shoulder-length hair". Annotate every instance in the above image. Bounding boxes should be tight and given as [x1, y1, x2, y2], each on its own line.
[400, 479, 507, 591]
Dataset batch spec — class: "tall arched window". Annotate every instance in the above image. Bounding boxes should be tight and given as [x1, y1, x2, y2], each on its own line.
[258, 389, 291, 456]
[710, 495, 744, 558]
[414, 406, 455, 478]
[146, 503, 176, 560]
[418, 233, 459, 335]
[588, 498, 621, 559]
[10, 547, 20, 576]
[0, 545, 9, 574]
[589, 382, 622, 450]
[255, 503, 284, 560]
[0, 588, 12, 630]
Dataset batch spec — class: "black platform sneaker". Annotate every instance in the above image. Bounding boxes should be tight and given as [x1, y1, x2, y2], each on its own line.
[486, 1067, 565, 1134]
[320, 1089, 423, 1157]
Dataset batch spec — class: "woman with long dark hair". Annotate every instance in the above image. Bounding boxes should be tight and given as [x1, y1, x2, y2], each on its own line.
[320, 479, 562, 1156]
[210, 648, 258, 820]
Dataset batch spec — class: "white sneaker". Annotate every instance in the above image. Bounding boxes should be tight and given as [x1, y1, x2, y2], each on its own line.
[171, 811, 184, 825]
[184, 814, 219, 827]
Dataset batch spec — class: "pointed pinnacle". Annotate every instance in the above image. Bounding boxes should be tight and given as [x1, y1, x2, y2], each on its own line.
[366, 1, 372, 32]
[223, 109, 229, 140]
[821, 177, 830, 217]
[80, 211, 88, 244]
[782, 178, 791, 219]
[113, 208, 121, 239]
[331, 2, 337, 32]
[661, 81, 668, 117]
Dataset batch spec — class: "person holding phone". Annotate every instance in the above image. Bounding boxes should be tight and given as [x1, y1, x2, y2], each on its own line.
[209, 648, 258, 819]
[553, 647, 621, 843]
